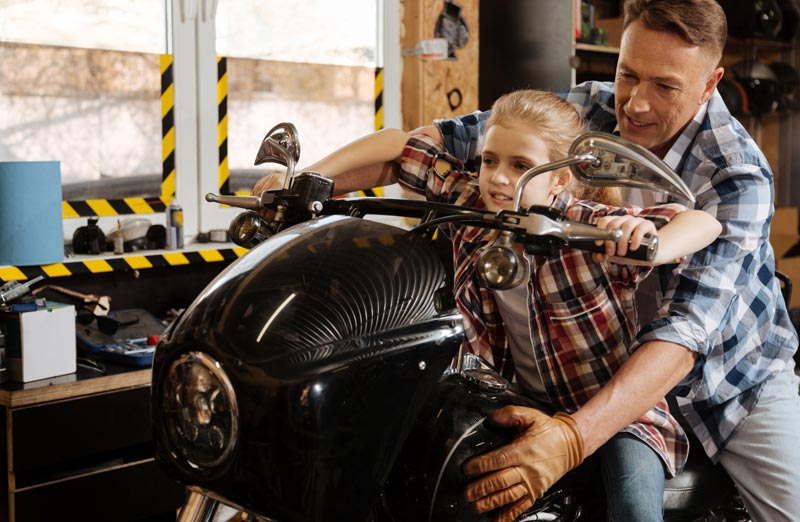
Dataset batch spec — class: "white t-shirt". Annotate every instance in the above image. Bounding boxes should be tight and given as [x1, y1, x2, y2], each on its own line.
[493, 256, 549, 403]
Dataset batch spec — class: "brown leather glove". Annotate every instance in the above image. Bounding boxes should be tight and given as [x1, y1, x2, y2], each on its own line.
[462, 406, 585, 522]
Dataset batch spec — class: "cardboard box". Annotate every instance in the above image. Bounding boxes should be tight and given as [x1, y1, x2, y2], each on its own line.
[1, 303, 76, 382]
[770, 207, 800, 308]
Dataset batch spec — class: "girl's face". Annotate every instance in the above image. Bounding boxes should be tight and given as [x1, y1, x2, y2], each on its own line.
[479, 122, 567, 212]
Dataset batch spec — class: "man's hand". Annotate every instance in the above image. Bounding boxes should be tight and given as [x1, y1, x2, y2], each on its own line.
[462, 407, 584, 522]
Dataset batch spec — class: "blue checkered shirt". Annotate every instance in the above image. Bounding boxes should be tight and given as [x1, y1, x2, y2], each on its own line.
[434, 81, 799, 461]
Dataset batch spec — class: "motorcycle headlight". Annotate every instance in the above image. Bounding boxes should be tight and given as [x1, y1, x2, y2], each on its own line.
[162, 351, 239, 470]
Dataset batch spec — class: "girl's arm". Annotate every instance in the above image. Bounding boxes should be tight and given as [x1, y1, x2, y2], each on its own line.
[252, 126, 444, 197]
[648, 210, 721, 264]
[596, 208, 721, 266]
[302, 128, 411, 195]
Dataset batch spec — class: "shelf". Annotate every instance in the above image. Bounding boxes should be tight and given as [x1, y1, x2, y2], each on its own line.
[575, 42, 620, 54]
[725, 37, 795, 52]
[576, 37, 793, 56]
[0, 245, 247, 282]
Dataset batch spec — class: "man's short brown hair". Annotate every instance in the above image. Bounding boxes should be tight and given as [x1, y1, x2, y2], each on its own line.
[623, 0, 727, 65]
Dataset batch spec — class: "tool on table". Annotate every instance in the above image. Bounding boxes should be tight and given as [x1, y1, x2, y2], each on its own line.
[0, 276, 44, 305]
[76, 309, 165, 367]
[32, 284, 110, 315]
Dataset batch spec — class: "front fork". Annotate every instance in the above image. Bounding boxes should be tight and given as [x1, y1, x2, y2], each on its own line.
[177, 491, 221, 522]
[178, 491, 263, 522]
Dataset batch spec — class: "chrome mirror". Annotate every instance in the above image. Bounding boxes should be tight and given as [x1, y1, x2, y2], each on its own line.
[254, 122, 301, 188]
[512, 131, 694, 211]
[567, 132, 694, 202]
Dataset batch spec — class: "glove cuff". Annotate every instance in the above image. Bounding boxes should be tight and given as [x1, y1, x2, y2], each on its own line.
[553, 412, 586, 467]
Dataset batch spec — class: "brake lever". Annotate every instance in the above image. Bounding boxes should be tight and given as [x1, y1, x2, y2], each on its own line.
[497, 210, 658, 262]
[496, 210, 621, 241]
[205, 191, 280, 210]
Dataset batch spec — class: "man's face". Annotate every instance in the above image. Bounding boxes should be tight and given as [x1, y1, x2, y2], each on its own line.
[478, 122, 564, 212]
[615, 20, 722, 158]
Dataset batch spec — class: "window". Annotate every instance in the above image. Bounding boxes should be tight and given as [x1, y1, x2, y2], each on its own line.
[0, 0, 167, 200]
[0, 0, 399, 257]
[199, 0, 399, 233]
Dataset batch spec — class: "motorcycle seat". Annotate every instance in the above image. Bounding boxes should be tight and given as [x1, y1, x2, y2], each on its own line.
[662, 434, 738, 520]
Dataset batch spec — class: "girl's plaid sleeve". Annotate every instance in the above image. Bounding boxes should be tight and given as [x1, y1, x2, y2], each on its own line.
[396, 134, 465, 202]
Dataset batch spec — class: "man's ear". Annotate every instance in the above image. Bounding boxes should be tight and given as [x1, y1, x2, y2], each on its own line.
[701, 66, 725, 104]
[550, 169, 572, 195]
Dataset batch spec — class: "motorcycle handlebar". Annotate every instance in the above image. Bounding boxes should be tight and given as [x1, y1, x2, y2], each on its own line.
[568, 235, 658, 262]
[208, 187, 659, 263]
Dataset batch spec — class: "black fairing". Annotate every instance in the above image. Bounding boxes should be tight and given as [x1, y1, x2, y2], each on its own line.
[152, 216, 464, 522]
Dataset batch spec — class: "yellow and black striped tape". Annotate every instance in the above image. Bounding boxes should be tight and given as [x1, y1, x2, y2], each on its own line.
[0, 248, 248, 283]
[161, 54, 176, 203]
[354, 187, 385, 198]
[62, 197, 167, 218]
[374, 67, 384, 131]
[218, 56, 230, 195]
[343, 68, 386, 199]
[59, 56, 174, 218]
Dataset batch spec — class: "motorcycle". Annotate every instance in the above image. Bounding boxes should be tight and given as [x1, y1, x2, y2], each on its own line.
[150, 123, 749, 522]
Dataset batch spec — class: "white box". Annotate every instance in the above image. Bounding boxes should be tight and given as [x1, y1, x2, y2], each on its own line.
[1, 303, 76, 382]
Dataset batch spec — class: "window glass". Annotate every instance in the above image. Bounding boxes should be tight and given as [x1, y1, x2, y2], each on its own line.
[215, 1, 378, 193]
[0, 0, 167, 200]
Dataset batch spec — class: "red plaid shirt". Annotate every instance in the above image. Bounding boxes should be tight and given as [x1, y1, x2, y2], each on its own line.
[397, 134, 689, 476]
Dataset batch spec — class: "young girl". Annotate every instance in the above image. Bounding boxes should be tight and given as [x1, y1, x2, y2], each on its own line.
[253, 89, 721, 521]
[397, 90, 720, 521]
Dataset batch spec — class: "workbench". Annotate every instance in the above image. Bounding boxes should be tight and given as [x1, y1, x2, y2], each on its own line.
[0, 363, 185, 521]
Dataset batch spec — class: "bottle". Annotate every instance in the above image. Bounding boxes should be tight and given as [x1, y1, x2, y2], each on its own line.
[166, 198, 184, 250]
[113, 219, 124, 255]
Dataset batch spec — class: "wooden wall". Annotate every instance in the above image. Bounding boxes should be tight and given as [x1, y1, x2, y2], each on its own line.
[401, 0, 479, 130]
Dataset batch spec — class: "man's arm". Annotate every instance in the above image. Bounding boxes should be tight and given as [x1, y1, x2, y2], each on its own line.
[572, 340, 696, 455]
[462, 341, 695, 522]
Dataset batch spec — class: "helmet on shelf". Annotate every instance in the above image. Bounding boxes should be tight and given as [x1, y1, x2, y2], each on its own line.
[769, 61, 800, 112]
[718, 77, 749, 116]
[720, 0, 784, 40]
[732, 61, 780, 116]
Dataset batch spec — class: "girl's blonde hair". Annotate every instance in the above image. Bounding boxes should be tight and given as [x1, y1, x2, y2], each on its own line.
[486, 89, 621, 206]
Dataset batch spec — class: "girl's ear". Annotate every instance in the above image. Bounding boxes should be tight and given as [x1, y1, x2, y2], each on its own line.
[550, 169, 572, 195]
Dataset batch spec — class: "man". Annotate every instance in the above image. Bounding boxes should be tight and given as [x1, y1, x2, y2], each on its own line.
[253, 1, 800, 520]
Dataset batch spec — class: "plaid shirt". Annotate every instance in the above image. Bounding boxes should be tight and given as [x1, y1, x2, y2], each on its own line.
[434, 81, 799, 461]
[397, 134, 689, 476]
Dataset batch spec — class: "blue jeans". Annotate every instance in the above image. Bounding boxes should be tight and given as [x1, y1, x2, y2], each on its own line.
[598, 432, 666, 522]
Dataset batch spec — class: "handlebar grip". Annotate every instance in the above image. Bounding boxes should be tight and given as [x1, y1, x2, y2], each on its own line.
[569, 233, 658, 262]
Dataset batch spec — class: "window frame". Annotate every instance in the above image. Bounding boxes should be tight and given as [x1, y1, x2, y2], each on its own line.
[183, 0, 402, 239]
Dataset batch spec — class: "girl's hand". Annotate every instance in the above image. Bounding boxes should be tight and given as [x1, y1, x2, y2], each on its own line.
[251, 170, 287, 197]
[251, 171, 288, 219]
[594, 215, 658, 261]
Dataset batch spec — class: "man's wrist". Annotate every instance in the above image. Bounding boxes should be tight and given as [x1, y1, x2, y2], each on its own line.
[553, 412, 585, 466]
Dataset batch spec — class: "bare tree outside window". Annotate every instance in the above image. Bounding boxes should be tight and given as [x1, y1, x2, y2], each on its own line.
[0, 0, 379, 199]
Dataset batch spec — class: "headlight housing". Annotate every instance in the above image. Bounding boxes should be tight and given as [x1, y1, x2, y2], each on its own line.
[162, 351, 238, 470]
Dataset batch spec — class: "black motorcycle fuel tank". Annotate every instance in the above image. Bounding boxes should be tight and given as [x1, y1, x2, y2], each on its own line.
[151, 215, 464, 522]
